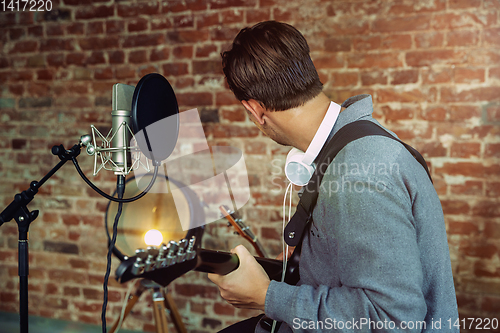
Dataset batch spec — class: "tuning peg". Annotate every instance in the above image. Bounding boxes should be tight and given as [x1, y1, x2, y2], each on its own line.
[233, 231, 239, 235]
[186, 237, 196, 260]
[144, 253, 155, 272]
[155, 244, 168, 268]
[227, 222, 232, 227]
[177, 239, 188, 263]
[165, 241, 178, 266]
[131, 257, 144, 276]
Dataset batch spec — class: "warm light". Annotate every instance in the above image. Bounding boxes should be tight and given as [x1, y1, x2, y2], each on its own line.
[144, 229, 163, 246]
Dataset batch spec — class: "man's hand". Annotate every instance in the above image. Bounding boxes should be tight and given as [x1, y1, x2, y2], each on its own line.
[208, 245, 270, 311]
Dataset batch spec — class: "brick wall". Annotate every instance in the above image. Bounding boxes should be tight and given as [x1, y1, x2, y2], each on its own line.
[0, 0, 499, 332]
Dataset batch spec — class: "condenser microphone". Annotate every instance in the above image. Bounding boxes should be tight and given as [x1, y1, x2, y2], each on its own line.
[111, 83, 135, 173]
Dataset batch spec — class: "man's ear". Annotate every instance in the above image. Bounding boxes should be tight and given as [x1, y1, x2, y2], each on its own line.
[242, 100, 266, 125]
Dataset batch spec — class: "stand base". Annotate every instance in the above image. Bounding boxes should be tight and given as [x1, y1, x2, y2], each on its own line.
[110, 280, 186, 333]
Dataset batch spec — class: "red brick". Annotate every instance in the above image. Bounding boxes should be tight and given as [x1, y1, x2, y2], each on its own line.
[352, 36, 381, 51]
[360, 70, 388, 86]
[87, 51, 105, 65]
[9, 40, 38, 53]
[420, 141, 446, 157]
[86, 21, 104, 35]
[247, 9, 271, 23]
[108, 50, 125, 64]
[118, 64, 139, 80]
[164, 0, 208, 12]
[75, 5, 114, 19]
[472, 201, 500, 217]
[196, 13, 219, 28]
[28, 26, 44, 37]
[216, 92, 239, 106]
[454, 67, 485, 84]
[105, 20, 125, 34]
[421, 68, 452, 84]
[210, 124, 260, 138]
[415, 32, 444, 48]
[162, 62, 189, 76]
[391, 70, 418, 85]
[387, 0, 446, 14]
[406, 50, 467, 67]
[484, 221, 500, 239]
[449, 0, 481, 9]
[66, 53, 85, 66]
[348, 52, 402, 69]
[324, 37, 351, 53]
[117, 2, 160, 17]
[214, 302, 235, 316]
[196, 44, 217, 58]
[440, 200, 470, 214]
[79, 37, 119, 51]
[123, 34, 164, 48]
[176, 92, 213, 106]
[447, 30, 480, 47]
[432, 12, 496, 30]
[436, 162, 500, 177]
[461, 241, 498, 258]
[211, 27, 241, 42]
[173, 46, 193, 59]
[210, 0, 256, 9]
[450, 142, 480, 158]
[377, 88, 433, 103]
[151, 17, 172, 30]
[94, 68, 113, 80]
[150, 47, 170, 61]
[485, 143, 500, 158]
[372, 15, 430, 33]
[448, 220, 479, 235]
[46, 24, 64, 36]
[128, 18, 148, 32]
[486, 182, 500, 197]
[441, 87, 500, 103]
[382, 34, 412, 50]
[66, 22, 85, 35]
[36, 69, 54, 81]
[450, 181, 483, 196]
[313, 54, 344, 70]
[469, 50, 500, 66]
[175, 283, 218, 298]
[129, 50, 148, 64]
[484, 27, 500, 46]
[193, 60, 221, 75]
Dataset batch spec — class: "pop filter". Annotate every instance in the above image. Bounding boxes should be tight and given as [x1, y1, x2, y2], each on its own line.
[131, 73, 179, 164]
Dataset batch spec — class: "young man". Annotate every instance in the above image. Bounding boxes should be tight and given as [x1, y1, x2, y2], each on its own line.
[208, 21, 458, 332]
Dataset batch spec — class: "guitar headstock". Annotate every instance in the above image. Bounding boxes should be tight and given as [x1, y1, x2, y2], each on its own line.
[115, 236, 198, 287]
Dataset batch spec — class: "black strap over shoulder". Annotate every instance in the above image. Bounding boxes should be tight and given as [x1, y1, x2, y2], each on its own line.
[284, 120, 431, 246]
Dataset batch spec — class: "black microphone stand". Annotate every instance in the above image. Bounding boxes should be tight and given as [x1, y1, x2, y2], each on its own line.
[0, 142, 82, 333]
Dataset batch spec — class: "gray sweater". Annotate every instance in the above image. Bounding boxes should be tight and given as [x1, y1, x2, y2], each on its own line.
[259, 95, 458, 332]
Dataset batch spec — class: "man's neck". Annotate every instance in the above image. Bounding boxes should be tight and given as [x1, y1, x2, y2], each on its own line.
[267, 92, 332, 152]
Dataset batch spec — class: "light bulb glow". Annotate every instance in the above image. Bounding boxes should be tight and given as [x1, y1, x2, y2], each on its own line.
[144, 229, 163, 246]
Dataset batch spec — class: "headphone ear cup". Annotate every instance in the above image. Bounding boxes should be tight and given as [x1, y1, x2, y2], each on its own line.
[285, 148, 316, 186]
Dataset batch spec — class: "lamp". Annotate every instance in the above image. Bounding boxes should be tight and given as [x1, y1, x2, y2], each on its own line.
[105, 173, 205, 333]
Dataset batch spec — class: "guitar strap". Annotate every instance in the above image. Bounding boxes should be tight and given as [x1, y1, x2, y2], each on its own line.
[284, 119, 432, 247]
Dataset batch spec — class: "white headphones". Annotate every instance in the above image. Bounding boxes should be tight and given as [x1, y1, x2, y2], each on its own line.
[285, 102, 341, 186]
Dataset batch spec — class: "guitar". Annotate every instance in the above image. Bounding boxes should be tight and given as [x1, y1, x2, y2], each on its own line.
[219, 205, 268, 258]
[115, 233, 288, 287]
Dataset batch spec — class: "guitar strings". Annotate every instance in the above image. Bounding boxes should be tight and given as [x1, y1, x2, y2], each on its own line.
[271, 181, 294, 333]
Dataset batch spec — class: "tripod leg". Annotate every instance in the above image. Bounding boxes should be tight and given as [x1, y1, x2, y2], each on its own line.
[164, 292, 187, 333]
[152, 287, 169, 333]
[109, 283, 146, 333]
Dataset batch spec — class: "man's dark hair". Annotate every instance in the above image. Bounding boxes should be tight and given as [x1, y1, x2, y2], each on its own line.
[221, 21, 323, 111]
